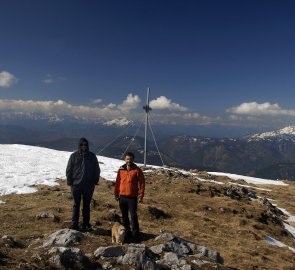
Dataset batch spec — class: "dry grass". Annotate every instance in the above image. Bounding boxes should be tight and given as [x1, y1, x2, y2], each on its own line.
[0, 173, 294, 270]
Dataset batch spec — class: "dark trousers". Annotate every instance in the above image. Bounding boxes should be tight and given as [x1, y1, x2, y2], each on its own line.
[119, 196, 139, 238]
[71, 184, 94, 226]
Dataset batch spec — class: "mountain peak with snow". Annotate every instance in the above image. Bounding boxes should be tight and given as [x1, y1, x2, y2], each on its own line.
[247, 126, 295, 141]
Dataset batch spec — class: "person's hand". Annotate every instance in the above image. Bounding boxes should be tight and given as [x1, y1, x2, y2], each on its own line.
[138, 198, 143, 203]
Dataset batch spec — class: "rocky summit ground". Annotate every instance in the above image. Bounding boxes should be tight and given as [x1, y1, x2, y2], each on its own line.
[0, 168, 294, 269]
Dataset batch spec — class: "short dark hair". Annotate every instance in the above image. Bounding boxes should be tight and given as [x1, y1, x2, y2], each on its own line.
[124, 151, 134, 159]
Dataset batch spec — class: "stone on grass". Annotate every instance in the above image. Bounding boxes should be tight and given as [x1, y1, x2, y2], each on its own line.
[48, 247, 85, 269]
[43, 229, 83, 248]
[94, 246, 125, 258]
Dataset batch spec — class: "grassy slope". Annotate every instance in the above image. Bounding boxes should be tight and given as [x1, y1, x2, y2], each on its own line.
[0, 172, 294, 269]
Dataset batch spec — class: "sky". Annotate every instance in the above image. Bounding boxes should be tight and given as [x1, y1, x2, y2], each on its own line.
[1, 0, 295, 132]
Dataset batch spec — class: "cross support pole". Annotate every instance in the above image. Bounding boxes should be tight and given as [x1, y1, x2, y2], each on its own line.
[143, 87, 151, 167]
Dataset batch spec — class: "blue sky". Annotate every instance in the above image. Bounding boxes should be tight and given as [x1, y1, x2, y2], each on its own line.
[1, 0, 295, 131]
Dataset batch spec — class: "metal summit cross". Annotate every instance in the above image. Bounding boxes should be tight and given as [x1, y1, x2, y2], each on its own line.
[143, 87, 151, 167]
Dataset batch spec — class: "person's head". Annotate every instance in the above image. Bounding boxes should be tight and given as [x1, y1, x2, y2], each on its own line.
[78, 137, 89, 153]
[124, 152, 134, 166]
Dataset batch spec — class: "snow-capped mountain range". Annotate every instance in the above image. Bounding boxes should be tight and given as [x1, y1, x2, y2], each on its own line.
[247, 126, 295, 141]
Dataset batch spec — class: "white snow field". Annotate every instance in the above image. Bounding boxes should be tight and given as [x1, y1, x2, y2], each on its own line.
[0, 144, 123, 196]
[208, 172, 288, 186]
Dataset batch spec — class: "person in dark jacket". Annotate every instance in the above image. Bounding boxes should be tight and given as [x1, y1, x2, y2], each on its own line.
[115, 152, 145, 242]
[66, 138, 100, 231]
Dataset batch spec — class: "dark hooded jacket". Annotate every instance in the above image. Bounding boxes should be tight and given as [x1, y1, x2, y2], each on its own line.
[66, 138, 100, 186]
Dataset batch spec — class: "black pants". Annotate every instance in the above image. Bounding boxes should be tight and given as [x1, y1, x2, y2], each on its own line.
[71, 184, 94, 226]
[119, 196, 139, 238]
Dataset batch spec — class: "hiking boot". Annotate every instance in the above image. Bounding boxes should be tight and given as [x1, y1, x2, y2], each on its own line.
[130, 233, 140, 243]
[82, 223, 93, 232]
[69, 224, 79, 231]
[124, 230, 132, 242]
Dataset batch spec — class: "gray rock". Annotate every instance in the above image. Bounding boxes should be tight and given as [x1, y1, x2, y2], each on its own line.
[102, 261, 113, 269]
[94, 246, 126, 258]
[120, 244, 158, 269]
[185, 241, 198, 251]
[143, 258, 158, 270]
[154, 233, 175, 242]
[48, 247, 85, 268]
[191, 259, 211, 267]
[195, 245, 222, 263]
[49, 255, 62, 268]
[181, 265, 191, 270]
[165, 241, 191, 255]
[43, 229, 83, 248]
[158, 252, 180, 267]
[122, 244, 146, 269]
[154, 233, 223, 264]
[150, 244, 165, 254]
[36, 212, 60, 222]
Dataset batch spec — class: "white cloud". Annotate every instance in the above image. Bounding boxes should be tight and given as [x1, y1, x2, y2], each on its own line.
[0, 71, 18, 87]
[0, 98, 117, 120]
[229, 115, 242, 121]
[103, 117, 132, 127]
[0, 93, 215, 126]
[0, 93, 141, 122]
[42, 74, 66, 84]
[227, 102, 295, 117]
[118, 93, 141, 111]
[92, 99, 102, 104]
[150, 112, 218, 125]
[183, 112, 201, 119]
[150, 96, 188, 112]
[43, 74, 53, 84]
[105, 103, 116, 109]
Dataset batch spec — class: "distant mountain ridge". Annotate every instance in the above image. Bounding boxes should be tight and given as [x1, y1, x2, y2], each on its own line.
[1, 123, 295, 180]
[246, 126, 295, 141]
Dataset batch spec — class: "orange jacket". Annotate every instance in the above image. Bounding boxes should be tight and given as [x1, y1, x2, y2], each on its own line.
[115, 164, 145, 200]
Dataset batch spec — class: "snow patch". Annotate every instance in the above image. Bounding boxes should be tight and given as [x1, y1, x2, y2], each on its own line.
[208, 172, 288, 186]
[0, 144, 125, 196]
[264, 236, 295, 252]
[284, 223, 295, 240]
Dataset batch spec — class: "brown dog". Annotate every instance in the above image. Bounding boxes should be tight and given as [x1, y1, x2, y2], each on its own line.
[111, 222, 126, 245]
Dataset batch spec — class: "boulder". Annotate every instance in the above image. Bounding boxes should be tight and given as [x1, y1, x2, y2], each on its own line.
[153, 233, 223, 264]
[94, 246, 125, 258]
[36, 212, 60, 222]
[48, 247, 85, 269]
[159, 252, 179, 265]
[150, 244, 166, 254]
[154, 233, 176, 242]
[121, 244, 157, 270]
[43, 229, 83, 248]
[194, 245, 223, 263]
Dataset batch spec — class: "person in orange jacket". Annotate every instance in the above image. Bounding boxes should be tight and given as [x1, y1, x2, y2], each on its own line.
[115, 152, 145, 242]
